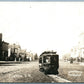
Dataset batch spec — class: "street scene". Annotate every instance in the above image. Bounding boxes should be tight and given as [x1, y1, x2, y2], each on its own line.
[0, 60, 84, 82]
[0, 33, 84, 83]
[0, 2, 84, 83]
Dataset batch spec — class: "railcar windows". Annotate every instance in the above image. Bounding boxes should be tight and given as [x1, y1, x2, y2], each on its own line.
[51, 56, 57, 64]
[39, 58, 42, 63]
[43, 56, 46, 63]
[46, 57, 50, 63]
[43, 56, 50, 63]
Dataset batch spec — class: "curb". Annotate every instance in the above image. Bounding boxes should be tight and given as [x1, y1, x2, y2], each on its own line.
[48, 75, 71, 82]
[0, 61, 21, 64]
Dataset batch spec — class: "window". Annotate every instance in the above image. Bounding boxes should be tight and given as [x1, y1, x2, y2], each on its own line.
[43, 56, 50, 63]
[39, 57, 42, 63]
[51, 56, 57, 64]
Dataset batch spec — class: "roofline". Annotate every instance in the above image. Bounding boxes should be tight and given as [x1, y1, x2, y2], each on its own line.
[40, 54, 58, 56]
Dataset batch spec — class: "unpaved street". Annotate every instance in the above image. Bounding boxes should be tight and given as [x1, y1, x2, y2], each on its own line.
[1, 60, 84, 83]
[0, 61, 56, 83]
[58, 61, 84, 82]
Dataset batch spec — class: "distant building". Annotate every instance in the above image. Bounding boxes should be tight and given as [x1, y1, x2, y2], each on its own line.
[71, 46, 80, 58]
[79, 32, 84, 48]
[19, 49, 26, 61]
[0, 41, 9, 61]
[71, 32, 84, 62]
[78, 33, 84, 58]
[62, 52, 71, 60]
[0, 33, 2, 59]
[0, 33, 2, 44]
[9, 44, 21, 61]
[26, 52, 32, 61]
[0, 34, 9, 61]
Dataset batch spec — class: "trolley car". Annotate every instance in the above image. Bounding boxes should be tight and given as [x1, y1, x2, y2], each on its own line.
[39, 51, 59, 75]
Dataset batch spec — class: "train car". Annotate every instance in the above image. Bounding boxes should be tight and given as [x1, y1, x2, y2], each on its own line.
[39, 51, 59, 75]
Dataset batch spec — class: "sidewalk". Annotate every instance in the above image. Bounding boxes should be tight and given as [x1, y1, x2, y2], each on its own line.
[48, 75, 71, 82]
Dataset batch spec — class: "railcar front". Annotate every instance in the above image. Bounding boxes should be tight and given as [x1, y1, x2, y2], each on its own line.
[39, 51, 59, 75]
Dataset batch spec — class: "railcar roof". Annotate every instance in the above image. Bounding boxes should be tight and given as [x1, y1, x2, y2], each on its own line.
[40, 51, 56, 54]
[40, 54, 58, 56]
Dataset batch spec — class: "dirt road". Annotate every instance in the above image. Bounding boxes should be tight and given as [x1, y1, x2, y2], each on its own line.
[0, 61, 56, 83]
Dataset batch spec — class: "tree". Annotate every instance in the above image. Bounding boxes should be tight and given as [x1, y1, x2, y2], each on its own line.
[34, 53, 38, 60]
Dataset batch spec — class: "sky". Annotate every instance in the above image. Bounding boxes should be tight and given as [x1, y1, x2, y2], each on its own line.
[0, 2, 84, 58]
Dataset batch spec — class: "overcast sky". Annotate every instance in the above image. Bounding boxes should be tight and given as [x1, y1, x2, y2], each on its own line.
[0, 2, 84, 57]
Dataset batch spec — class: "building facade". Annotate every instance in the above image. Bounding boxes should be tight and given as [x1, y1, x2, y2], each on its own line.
[71, 32, 84, 62]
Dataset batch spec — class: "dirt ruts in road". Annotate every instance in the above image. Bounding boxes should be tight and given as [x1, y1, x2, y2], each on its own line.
[0, 61, 56, 83]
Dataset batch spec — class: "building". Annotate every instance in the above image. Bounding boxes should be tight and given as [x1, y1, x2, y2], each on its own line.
[0, 33, 2, 60]
[9, 43, 21, 61]
[19, 49, 26, 61]
[78, 32, 84, 58]
[0, 33, 9, 61]
[70, 32, 84, 62]
[1, 41, 9, 61]
[26, 52, 32, 61]
[71, 46, 80, 58]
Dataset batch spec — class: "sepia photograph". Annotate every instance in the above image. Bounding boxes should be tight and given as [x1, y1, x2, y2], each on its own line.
[0, 1, 84, 83]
